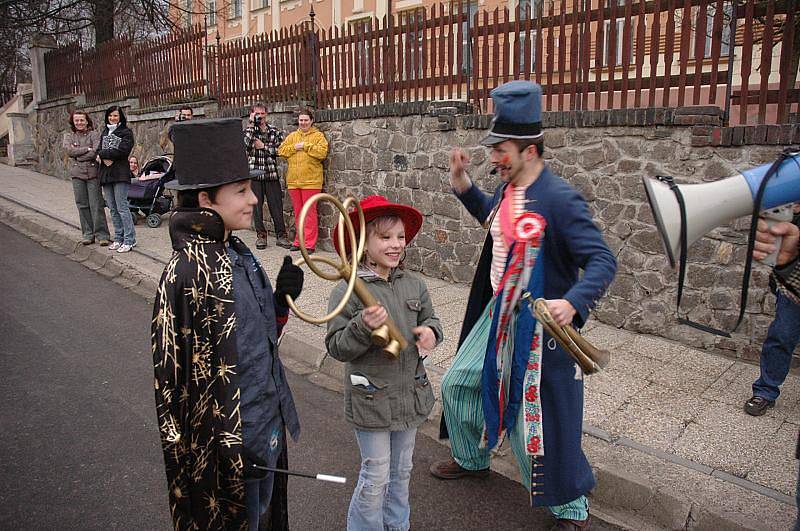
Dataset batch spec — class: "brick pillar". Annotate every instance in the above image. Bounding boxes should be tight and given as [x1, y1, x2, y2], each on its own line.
[28, 34, 58, 106]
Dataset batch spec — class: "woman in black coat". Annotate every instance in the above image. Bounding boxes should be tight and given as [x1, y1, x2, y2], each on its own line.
[97, 105, 136, 252]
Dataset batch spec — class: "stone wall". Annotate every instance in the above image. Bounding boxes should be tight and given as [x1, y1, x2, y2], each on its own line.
[31, 96, 800, 361]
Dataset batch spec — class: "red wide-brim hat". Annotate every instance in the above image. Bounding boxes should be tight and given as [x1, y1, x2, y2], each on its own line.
[334, 195, 424, 256]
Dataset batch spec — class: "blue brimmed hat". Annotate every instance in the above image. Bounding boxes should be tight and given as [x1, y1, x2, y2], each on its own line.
[480, 80, 544, 146]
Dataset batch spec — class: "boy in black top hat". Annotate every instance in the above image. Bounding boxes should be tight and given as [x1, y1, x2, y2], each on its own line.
[152, 118, 303, 530]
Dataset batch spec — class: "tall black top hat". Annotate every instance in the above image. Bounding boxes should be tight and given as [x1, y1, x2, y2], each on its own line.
[165, 118, 250, 190]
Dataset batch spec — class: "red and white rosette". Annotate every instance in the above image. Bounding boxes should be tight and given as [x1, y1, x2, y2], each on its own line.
[515, 212, 546, 243]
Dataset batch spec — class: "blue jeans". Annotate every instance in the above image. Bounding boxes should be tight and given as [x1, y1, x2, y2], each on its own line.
[752, 292, 800, 402]
[102, 181, 136, 245]
[245, 476, 274, 531]
[348, 428, 417, 531]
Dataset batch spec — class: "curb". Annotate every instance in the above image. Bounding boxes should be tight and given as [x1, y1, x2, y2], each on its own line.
[0, 197, 787, 531]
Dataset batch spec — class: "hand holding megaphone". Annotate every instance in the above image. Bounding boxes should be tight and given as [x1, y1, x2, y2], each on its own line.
[756, 204, 795, 266]
[753, 215, 800, 267]
[643, 151, 800, 269]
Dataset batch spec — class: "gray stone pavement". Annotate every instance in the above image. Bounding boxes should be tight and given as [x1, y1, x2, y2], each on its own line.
[0, 163, 797, 529]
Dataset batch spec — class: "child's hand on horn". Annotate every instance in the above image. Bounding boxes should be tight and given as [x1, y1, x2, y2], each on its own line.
[362, 305, 388, 330]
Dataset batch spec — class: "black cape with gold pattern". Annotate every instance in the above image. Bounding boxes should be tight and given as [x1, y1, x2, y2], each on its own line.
[152, 208, 255, 530]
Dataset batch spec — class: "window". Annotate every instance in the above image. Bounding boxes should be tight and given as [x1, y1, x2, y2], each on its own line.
[350, 18, 372, 84]
[400, 8, 425, 79]
[602, 0, 633, 66]
[208, 0, 216, 26]
[183, 0, 193, 27]
[517, 0, 540, 19]
[229, 0, 242, 19]
[460, 2, 478, 75]
[517, 0, 541, 73]
[251, 0, 269, 10]
[700, 3, 732, 58]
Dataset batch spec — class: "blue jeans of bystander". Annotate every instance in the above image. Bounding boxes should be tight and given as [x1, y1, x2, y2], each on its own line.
[752, 292, 800, 402]
[102, 181, 136, 246]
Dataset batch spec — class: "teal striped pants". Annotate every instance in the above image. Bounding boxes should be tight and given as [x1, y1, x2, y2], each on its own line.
[441, 302, 588, 521]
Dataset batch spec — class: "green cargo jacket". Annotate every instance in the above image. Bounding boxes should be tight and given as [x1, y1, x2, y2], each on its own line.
[325, 267, 443, 431]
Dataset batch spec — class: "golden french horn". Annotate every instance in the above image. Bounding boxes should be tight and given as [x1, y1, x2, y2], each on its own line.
[527, 295, 610, 375]
[283, 193, 408, 358]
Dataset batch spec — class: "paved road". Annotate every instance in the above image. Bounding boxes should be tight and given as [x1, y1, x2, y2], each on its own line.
[0, 223, 614, 530]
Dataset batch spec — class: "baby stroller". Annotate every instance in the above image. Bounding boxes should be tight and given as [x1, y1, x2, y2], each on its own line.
[128, 155, 173, 228]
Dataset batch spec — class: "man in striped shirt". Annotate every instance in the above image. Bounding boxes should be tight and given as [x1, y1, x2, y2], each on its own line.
[431, 81, 616, 531]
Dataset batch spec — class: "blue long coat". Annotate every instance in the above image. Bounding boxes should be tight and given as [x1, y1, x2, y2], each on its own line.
[447, 166, 617, 507]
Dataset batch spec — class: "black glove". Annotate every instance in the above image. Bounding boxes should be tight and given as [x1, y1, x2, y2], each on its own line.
[274, 255, 304, 306]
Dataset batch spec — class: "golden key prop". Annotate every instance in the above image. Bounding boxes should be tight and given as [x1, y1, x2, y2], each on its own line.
[283, 193, 408, 358]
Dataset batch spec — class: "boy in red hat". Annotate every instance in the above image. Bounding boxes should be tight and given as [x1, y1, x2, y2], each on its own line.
[325, 195, 443, 531]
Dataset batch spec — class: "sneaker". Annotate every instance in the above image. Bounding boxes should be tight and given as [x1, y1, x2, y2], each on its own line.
[256, 234, 268, 250]
[744, 395, 775, 416]
[108, 241, 121, 251]
[81, 238, 94, 246]
[429, 459, 489, 480]
[276, 235, 292, 249]
[117, 243, 134, 253]
[98, 239, 111, 247]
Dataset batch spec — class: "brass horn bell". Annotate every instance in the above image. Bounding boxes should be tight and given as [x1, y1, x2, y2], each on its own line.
[528, 295, 610, 375]
[283, 193, 408, 358]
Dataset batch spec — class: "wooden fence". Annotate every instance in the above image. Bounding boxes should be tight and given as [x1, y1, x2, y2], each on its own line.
[211, 25, 316, 109]
[133, 26, 207, 107]
[82, 38, 136, 105]
[732, 0, 798, 125]
[43, 2, 800, 125]
[43, 26, 207, 107]
[210, 0, 797, 124]
[44, 43, 82, 100]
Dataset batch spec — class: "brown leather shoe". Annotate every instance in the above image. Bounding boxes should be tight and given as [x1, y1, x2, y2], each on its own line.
[429, 459, 489, 480]
[550, 517, 590, 530]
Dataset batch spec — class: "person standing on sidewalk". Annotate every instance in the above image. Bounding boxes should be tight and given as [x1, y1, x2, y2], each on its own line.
[751, 216, 800, 531]
[325, 195, 442, 531]
[153, 118, 304, 530]
[62, 110, 110, 246]
[96, 105, 136, 253]
[429, 81, 616, 531]
[278, 108, 328, 254]
[744, 205, 800, 417]
[245, 102, 292, 250]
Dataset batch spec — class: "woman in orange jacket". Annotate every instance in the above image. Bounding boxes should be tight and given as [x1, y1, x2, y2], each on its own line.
[278, 108, 329, 253]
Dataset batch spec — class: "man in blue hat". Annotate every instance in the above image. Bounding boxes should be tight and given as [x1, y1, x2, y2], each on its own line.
[430, 81, 617, 530]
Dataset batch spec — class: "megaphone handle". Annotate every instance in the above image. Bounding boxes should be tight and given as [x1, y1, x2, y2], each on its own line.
[760, 204, 794, 267]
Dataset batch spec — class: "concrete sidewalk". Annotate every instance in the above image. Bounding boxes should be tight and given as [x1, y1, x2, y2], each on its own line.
[0, 163, 796, 530]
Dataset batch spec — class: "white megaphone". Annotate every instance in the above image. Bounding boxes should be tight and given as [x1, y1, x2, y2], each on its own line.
[643, 151, 800, 268]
